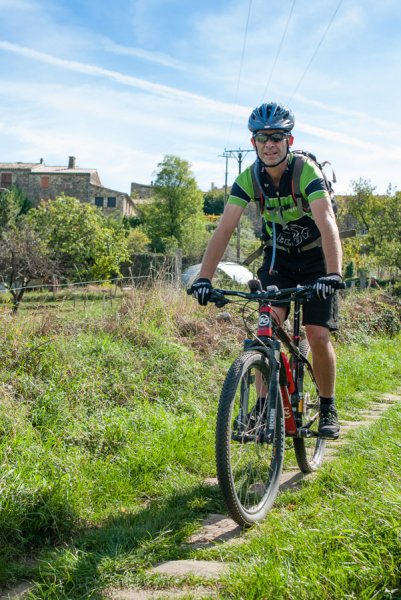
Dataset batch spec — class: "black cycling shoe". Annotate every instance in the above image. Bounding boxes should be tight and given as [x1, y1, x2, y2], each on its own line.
[318, 405, 340, 439]
[234, 398, 267, 433]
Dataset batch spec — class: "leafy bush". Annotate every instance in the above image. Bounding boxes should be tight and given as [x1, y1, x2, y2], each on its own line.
[338, 290, 401, 343]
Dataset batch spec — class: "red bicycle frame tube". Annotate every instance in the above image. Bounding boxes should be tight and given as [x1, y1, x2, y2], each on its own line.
[280, 384, 297, 435]
[280, 352, 297, 435]
[280, 352, 295, 394]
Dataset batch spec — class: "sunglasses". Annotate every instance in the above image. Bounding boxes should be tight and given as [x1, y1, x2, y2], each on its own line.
[253, 132, 289, 144]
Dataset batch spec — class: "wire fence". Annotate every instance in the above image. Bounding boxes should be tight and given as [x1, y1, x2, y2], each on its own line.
[0, 252, 186, 317]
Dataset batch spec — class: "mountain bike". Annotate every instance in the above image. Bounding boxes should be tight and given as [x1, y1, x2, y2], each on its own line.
[205, 279, 344, 527]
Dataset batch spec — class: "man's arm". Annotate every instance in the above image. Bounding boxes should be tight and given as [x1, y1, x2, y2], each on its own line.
[310, 197, 342, 275]
[198, 203, 244, 280]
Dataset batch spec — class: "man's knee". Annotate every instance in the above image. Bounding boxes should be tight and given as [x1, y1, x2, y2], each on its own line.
[305, 325, 331, 349]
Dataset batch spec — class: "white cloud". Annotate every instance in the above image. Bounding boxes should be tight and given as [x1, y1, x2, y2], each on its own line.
[99, 37, 188, 71]
[0, 40, 242, 114]
[0, 0, 401, 196]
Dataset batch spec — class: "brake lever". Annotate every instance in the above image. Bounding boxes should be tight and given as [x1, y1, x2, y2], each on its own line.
[210, 291, 229, 307]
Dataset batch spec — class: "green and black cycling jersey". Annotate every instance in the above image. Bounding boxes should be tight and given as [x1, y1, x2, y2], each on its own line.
[227, 152, 330, 250]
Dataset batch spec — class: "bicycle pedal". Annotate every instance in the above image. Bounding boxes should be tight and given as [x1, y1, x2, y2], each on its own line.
[297, 427, 319, 438]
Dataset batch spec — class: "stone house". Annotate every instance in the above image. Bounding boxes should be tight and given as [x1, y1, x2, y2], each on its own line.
[0, 156, 136, 216]
[130, 181, 154, 204]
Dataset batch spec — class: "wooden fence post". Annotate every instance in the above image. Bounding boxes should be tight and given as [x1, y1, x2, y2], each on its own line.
[175, 249, 182, 288]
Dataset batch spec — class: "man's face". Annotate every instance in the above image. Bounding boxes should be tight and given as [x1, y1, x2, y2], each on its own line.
[252, 129, 293, 167]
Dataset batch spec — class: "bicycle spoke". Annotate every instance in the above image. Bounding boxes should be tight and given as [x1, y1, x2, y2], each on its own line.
[293, 357, 326, 472]
[216, 350, 284, 526]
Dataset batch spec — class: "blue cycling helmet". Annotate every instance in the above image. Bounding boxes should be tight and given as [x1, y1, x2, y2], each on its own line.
[248, 102, 295, 133]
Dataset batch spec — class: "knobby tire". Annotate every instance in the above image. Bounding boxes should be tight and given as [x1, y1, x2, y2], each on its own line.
[216, 350, 285, 527]
[292, 343, 326, 473]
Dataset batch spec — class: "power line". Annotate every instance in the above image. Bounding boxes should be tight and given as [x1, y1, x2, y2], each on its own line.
[287, 0, 344, 103]
[260, 0, 297, 103]
[220, 148, 255, 262]
[233, 0, 253, 105]
[225, 0, 253, 146]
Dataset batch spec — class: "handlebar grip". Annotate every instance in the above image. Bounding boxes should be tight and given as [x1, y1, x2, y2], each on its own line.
[248, 278, 263, 292]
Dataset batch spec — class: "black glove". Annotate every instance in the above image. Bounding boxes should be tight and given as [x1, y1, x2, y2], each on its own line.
[189, 278, 213, 306]
[313, 273, 343, 300]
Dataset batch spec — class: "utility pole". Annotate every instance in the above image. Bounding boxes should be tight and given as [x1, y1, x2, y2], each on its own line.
[220, 148, 254, 261]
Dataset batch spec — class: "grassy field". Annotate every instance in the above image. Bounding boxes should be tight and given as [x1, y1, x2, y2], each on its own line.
[0, 285, 400, 598]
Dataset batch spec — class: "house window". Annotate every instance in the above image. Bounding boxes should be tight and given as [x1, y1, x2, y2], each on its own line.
[107, 197, 116, 208]
[1, 173, 12, 188]
[41, 176, 49, 189]
[95, 197, 104, 207]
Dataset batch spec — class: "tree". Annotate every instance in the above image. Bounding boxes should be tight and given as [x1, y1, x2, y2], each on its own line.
[0, 223, 55, 312]
[28, 195, 129, 281]
[126, 228, 151, 255]
[369, 191, 401, 271]
[341, 179, 377, 235]
[0, 187, 31, 228]
[141, 155, 207, 256]
[340, 179, 401, 276]
[203, 189, 225, 215]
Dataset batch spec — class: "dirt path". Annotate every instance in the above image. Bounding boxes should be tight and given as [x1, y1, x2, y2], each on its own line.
[105, 391, 400, 600]
[2, 392, 400, 600]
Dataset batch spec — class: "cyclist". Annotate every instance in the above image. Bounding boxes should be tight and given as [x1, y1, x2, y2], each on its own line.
[189, 102, 343, 439]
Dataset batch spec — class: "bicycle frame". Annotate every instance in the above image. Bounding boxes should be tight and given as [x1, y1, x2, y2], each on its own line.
[201, 281, 345, 524]
[241, 292, 319, 440]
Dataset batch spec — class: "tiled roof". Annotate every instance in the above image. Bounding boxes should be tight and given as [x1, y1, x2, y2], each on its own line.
[0, 162, 97, 175]
[0, 161, 102, 186]
[31, 164, 98, 175]
[0, 162, 38, 169]
[91, 184, 130, 198]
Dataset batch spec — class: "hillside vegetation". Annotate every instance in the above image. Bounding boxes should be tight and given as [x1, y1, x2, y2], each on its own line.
[0, 285, 400, 598]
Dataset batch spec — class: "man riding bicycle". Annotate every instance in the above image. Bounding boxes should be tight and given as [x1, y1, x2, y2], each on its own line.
[189, 102, 343, 439]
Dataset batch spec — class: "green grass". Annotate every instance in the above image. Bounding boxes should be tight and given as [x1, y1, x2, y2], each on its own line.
[336, 336, 400, 419]
[210, 408, 401, 599]
[0, 286, 400, 598]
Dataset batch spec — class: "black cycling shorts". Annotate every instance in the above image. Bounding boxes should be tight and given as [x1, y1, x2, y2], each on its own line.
[257, 246, 339, 331]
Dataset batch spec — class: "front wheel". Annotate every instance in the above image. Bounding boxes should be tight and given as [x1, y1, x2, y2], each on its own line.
[216, 350, 285, 527]
[292, 348, 326, 473]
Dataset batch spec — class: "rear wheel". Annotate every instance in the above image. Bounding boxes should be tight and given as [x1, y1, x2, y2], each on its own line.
[292, 344, 326, 473]
[216, 349, 285, 526]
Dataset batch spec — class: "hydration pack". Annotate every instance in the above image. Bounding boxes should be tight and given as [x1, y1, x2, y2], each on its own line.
[251, 150, 338, 220]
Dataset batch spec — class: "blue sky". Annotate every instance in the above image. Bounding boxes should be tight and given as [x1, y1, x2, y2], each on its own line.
[0, 0, 400, 195]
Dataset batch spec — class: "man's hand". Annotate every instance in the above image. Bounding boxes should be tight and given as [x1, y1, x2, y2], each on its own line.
[189, 278, 213, 306]
[313, 273, 343, 300]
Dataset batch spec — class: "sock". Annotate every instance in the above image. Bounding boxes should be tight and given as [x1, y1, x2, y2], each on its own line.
[256, 397, 266, 412]
[320, 396, 335, 407]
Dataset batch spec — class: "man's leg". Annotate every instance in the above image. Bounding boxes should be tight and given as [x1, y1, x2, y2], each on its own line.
[304, 324, 335, 396]
[305, 324, 340, 438]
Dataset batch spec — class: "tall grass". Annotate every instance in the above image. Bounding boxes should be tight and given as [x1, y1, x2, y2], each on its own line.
[213, 406, 401, 599]
[0, 285, 400, 597]
[0, 286, 234, 582]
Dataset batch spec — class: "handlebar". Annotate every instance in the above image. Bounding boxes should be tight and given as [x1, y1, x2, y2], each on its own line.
[187, 280, 346, 308]
[208, 284, 317, 307]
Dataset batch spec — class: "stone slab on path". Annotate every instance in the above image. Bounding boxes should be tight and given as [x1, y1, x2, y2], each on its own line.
[110, 585, 217, 599]
[186, 514, 242, 548]
[0, 583, 32, 600]
[150, 560, 228, 579]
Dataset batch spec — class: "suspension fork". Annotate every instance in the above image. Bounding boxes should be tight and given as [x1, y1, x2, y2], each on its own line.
[291, 298, 305, 412]
[264, 339, 281, 444]
[254, 302, 282, 444]
[236, 369, 253, 434]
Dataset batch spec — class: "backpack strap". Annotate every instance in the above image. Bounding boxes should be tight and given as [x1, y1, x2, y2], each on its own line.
[320, 160, 336, 183]
[250, 160, 265, 214]
[290, 155, 310, 218]
[291, 152, 338, 217]
[250, 160, 288, 228]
